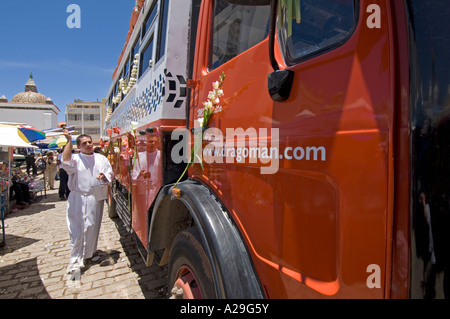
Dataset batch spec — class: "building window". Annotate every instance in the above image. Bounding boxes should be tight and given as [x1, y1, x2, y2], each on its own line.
[84, 127, 100, 135]
[68, 114, 82, 121]
[83, 114, 100, 121]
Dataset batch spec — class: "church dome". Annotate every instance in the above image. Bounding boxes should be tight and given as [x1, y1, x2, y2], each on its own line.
[11, 91, 49, 104]
[11, 73, 51, 104]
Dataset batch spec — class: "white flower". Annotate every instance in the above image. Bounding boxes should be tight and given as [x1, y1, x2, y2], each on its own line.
[214, 105, 222, 114]
[213, 81, 220, 90]
[203, 101, 213, 110]
[131, 121, 139, 130]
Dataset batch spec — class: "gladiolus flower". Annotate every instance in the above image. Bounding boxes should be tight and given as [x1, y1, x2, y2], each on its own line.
[203, 101, 213, 110]
[173, 71, 226, 188]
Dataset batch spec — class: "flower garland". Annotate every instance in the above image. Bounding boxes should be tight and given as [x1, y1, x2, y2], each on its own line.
[278, 0, 302, 37]
[103, 122, 141, 212]
[102, 126, 119, 156]
[174, 72, 226, 187]
[129, 121, 140, 171]
[112, 54, 139, 104]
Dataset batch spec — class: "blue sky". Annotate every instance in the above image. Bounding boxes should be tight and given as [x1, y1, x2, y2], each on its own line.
[0, 0, 134, 124]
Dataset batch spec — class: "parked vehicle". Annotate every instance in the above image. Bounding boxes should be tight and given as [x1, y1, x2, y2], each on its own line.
[104, 0, 450, 299]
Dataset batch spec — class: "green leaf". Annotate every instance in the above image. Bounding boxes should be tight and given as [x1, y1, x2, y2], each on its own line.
[195, 154, 204, 170]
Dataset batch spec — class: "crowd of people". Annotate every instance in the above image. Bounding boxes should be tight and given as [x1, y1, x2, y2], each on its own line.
[11, 149, 72, 205]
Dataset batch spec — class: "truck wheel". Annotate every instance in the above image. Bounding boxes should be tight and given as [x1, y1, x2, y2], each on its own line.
[168, 227, 217, 299]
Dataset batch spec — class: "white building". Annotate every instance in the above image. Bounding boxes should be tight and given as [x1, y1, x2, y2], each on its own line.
[66, 99, 106, 145]
[0, 74, 59, 130]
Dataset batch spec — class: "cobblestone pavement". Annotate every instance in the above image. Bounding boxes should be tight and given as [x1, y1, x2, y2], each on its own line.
[0, 182, 168, 299]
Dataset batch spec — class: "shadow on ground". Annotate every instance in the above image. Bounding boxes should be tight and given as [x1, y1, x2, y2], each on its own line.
[0, 234, 39, 257]
[6, 193, 59, 220]
[111, 217, 168, 299]
[0, 257, 51, 299]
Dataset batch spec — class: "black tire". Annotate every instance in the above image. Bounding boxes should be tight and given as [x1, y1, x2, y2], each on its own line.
[167, 227, 217, 299]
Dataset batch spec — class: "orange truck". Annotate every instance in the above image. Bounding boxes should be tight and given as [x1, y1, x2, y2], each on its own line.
[104, 0, 450, 299]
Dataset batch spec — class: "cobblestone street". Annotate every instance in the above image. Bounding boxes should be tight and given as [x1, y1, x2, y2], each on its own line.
[0, 182, 168, 299]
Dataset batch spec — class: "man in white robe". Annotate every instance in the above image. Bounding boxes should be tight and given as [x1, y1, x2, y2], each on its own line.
[61, 130, 114, 273]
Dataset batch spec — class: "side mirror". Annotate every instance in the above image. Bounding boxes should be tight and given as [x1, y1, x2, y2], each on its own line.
[267, 0, 294, 101]
[268, 70, 294, 102]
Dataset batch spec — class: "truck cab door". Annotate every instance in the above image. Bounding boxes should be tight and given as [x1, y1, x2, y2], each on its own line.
[266, 0, 394, 298]
[191, 0, 394, 298]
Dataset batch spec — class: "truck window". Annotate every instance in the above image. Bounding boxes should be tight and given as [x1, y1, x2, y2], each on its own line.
[142, 2, 158, 40]
[140, 35, 154, 77]
[156, 0, 170, 63]
[209, 0, 270, 70]
[277, 0, 356, 65]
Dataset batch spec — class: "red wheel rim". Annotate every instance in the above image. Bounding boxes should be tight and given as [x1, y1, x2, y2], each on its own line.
[171, 265, 204, 299]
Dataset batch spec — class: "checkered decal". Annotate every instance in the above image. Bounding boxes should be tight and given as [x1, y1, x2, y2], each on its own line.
[164, 70, 187, 109]
[110, 69, 187, 130]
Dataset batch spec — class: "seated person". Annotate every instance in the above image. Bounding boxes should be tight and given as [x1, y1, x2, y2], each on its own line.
[10, 176, 32, 205]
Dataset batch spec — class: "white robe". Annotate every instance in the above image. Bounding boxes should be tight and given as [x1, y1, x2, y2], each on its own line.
[62, 153, 114, 266]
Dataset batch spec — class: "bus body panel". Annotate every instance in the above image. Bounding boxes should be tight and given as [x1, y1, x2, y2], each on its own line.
[105, 0, 192, 248]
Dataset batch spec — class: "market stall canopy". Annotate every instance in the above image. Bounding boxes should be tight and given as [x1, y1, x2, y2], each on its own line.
[0, 126, 38, 148]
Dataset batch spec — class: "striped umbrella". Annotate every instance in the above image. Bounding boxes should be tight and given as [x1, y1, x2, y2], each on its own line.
[48, 136, 76, 149]
[18, 125, 46, 143]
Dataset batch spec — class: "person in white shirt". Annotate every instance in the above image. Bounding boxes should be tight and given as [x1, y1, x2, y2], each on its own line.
[61, 130, 114, 273]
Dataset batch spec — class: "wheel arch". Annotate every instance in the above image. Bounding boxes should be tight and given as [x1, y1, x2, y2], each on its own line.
[147, 179, 265, 299]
